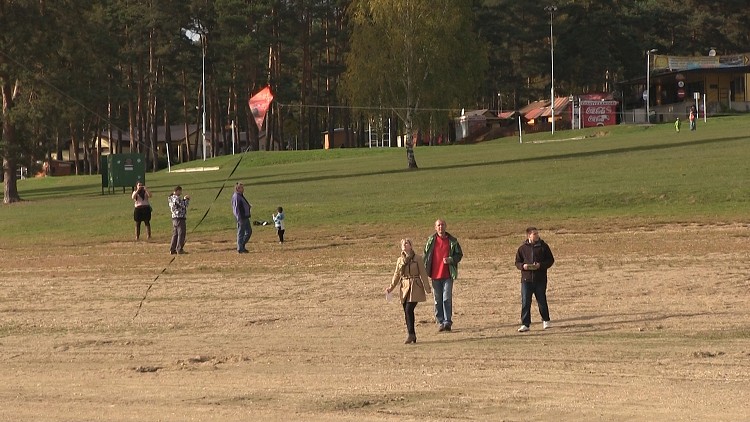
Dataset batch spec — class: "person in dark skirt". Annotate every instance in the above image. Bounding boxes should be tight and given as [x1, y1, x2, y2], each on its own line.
[131, 182, 152, 241]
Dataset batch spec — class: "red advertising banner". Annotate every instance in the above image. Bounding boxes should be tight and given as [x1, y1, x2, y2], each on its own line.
[580, 100, 618, 127]
[248, 86, 274, 130]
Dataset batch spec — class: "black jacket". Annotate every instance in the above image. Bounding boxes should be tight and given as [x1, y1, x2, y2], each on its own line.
[515, 239, 555, 283]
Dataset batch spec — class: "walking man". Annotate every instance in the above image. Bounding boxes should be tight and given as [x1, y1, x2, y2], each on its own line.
[424, 219, 463, 332]
[232, 182, 252, 253]
[515, 226, 555, 332]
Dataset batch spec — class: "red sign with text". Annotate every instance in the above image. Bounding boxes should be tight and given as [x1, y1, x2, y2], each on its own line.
[580, 100, 618, 127]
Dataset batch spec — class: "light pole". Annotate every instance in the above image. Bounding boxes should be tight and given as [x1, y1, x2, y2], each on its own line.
[200, 35, 207, 160]
[544, 5, 557, 134]
[185, 26, 208, 161]
[645, 48, 657, 124]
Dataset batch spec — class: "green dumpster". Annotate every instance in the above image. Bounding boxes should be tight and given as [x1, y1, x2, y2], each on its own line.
[107, 153, 145, 193]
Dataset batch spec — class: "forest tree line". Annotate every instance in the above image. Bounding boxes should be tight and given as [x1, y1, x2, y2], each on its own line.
[1, 0, 748, 202]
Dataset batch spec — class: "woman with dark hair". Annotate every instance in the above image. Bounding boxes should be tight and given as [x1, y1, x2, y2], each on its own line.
[131, 182, 152, 241]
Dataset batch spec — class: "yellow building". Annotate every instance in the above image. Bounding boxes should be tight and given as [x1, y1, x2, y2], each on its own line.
[651, 52, 749, 110]
[620, 52, 750, 123]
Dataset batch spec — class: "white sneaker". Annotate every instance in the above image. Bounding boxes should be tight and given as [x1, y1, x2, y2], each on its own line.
[543, 321, 551, 330]
[517, 325, 529, 332]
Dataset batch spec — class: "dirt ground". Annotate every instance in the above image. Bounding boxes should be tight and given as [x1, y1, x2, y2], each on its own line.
[1, 221, 749, 421]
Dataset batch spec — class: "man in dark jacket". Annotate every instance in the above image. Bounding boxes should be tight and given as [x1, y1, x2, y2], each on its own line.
[514, 227, 555, 332]
[231, 182, 252, 253]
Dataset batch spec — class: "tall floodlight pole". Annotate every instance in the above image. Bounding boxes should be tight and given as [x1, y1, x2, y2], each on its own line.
[185, 26, 208, 161]
[646, 48, 657, 124]
[544, 5, 557, 134]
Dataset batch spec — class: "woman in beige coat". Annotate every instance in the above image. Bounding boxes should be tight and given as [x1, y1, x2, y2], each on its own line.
[386, 238, 432, 344]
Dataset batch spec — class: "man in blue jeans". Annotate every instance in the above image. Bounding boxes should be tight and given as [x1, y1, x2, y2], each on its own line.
[231, 182, 252, 253]
[514, 226, 555, 332]
[424, 219, 463, 332]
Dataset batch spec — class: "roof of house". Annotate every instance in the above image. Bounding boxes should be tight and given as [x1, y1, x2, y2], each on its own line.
[520, 97, 570, 120]
[525, 108, 546, 120]
[519, 100, 548, 114]
[459, 109, 499, 120]
[540, 97, 570, 117]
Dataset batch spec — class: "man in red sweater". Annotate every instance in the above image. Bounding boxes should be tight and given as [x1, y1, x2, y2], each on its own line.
[423, 219, 463, 332]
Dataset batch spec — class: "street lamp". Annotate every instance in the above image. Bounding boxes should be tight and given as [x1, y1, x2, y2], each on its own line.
[646, 48, 657, 124]
[544, 5, 557, 134]
[185, 26, 208, 161]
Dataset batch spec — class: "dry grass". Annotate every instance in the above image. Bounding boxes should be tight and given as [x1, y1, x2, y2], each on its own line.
[1, 219, 749, 421]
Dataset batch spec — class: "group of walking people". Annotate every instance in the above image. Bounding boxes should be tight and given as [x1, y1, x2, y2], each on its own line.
[130, 182, 285, 254]
[132, 186, 554, 342]
[386, 219, 555, 344]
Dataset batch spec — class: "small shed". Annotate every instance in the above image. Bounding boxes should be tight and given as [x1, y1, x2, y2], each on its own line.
[455, 109, 500, 141]
[41, 160, 74, 176]
[323, 128, 355, 149]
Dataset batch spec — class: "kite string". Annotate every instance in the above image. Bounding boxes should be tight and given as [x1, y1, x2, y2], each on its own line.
[134, 151, 247, 320]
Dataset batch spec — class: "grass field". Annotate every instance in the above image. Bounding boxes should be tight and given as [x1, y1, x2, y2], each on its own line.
[1, 117, 749, 421]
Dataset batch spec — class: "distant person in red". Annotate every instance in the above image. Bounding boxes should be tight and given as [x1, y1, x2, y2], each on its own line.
[131, 182, 152, 241]
[423, 219, 463, 332]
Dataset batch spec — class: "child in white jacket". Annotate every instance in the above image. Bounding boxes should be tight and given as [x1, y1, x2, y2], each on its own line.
[272, 206, 285, 243]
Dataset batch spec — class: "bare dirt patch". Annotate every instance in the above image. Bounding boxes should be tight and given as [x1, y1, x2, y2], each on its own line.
[1, 221, 748, 421]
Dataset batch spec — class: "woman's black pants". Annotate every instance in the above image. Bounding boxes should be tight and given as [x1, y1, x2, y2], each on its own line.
[403, 301, 417, 335]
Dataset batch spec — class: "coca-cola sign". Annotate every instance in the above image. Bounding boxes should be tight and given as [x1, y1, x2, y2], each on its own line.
[587, 114, 611, 124]
[584, 106, 613, 114]
[580, 100, 618, 127]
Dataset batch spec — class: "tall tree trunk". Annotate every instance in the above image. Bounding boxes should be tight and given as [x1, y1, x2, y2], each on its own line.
[193, 80, 202, 159]
[1, 80, 21, 203]
[1, 156, 19, 203]
[164, 107, 171, 168]
[107, 75, 114, 158]
[264, 104, 272, 151]
[227, 65, 237, 154]
[211, 84, 220, 156]
[96, 117, 103, 174]
[136, 64, 146, 162]
[82, 117, 96, 175]
[181, 70, 191, 162]
[55, 131, 62, 160]
[343, 111, 351, 148]
[70, 122, 81, 175]
[147, 43, 159, 172]
[149, 95, 158, 171]
[300, 4, 312, 150]
[405, 110, 418, 169]
[128, 99, 136, 153]
[275, 101, 283, 150]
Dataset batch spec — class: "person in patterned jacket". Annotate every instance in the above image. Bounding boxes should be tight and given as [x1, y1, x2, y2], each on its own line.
[168, 186, 191, 255]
